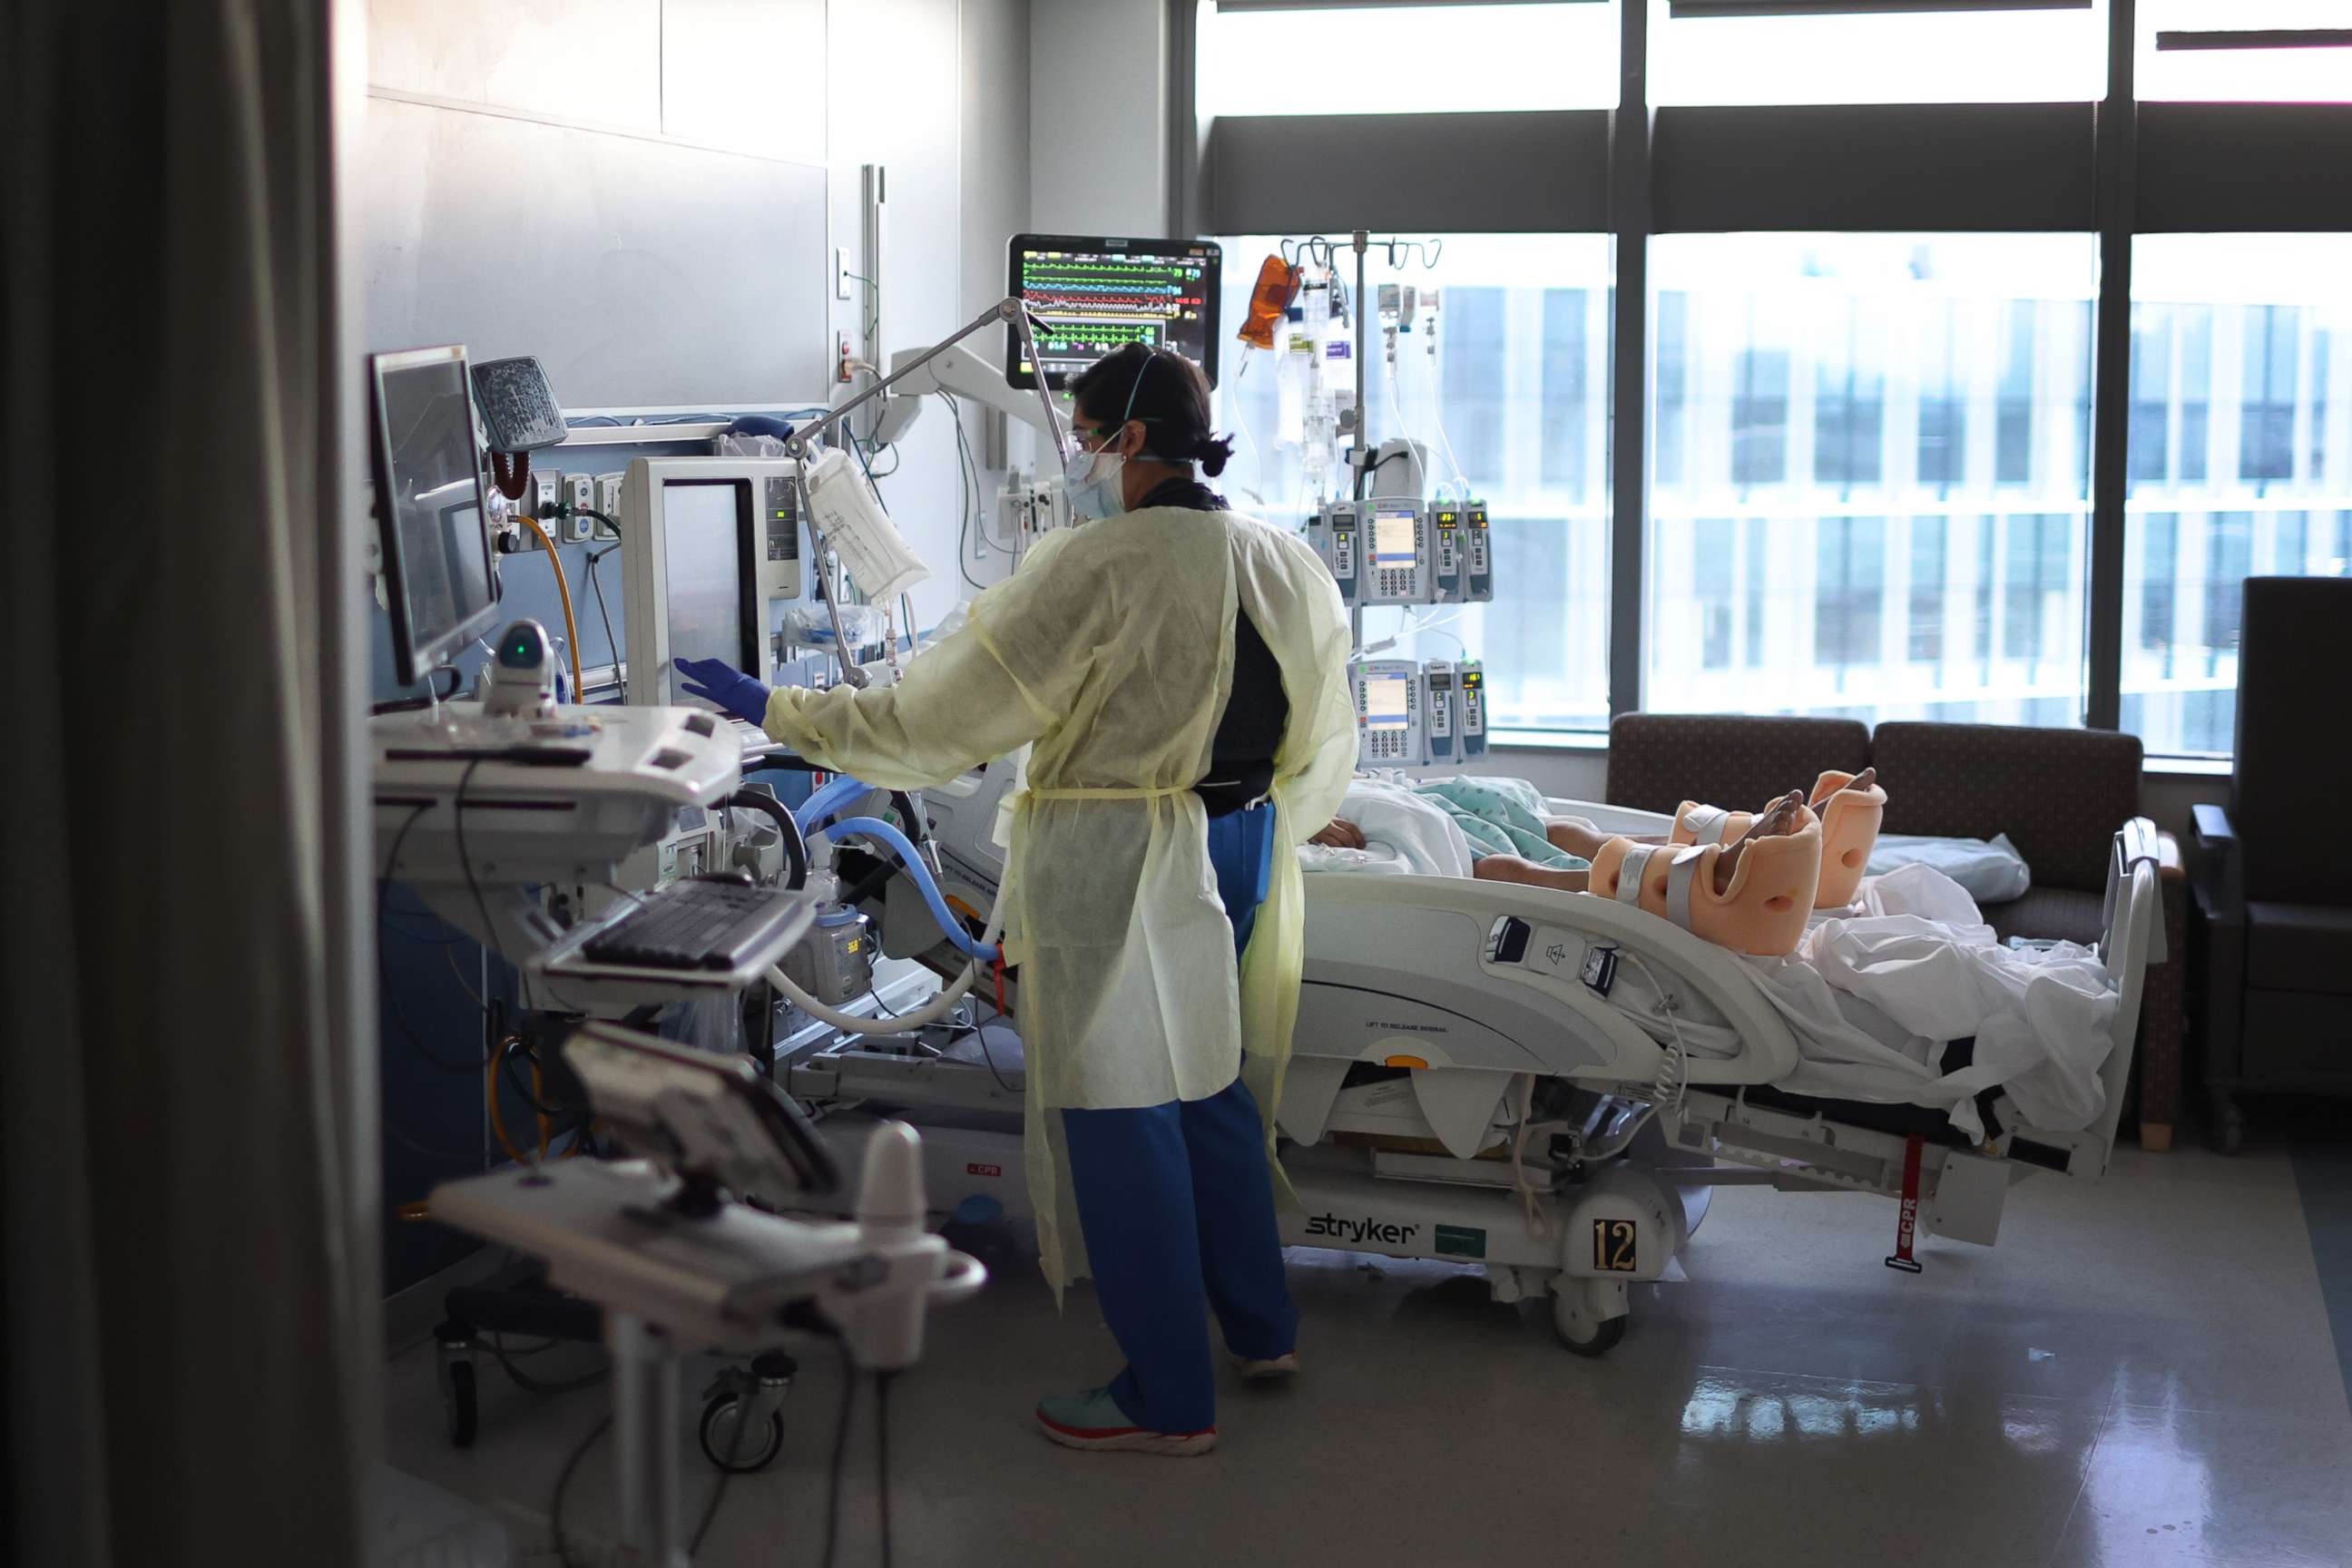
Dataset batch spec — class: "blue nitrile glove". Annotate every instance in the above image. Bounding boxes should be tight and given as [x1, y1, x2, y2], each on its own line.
[672, 656, 772, 727]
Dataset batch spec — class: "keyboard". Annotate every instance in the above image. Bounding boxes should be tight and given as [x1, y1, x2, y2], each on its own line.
[579, 878, 805, 972]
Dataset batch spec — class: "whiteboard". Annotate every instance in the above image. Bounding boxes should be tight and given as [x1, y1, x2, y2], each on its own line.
[361, 94, 829, 408]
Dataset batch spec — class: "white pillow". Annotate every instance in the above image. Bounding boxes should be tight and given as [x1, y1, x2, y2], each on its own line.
[1864, 832, 2034, 905]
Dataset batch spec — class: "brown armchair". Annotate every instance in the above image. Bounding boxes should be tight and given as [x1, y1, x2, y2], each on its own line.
[2189, 575, 2352, 1153]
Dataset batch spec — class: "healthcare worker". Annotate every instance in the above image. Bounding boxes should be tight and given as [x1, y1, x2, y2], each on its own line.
[676, 342, 1357, 1455]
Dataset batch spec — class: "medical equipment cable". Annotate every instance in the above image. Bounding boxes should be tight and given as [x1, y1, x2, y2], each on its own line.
[821, 1338, 857, 1568]
[876, 1370, 897, 1568]
[948, 397, 987, 591]
[584, 544, 621, 676]
[1615, 948, 1692, 1117]
[548, 1413, 612, 1568]
[726, 787, 809, 892]
[483, 1329, 608, 1397]
[688, 1370, 758, 1554]
[517, 514, 587, 701]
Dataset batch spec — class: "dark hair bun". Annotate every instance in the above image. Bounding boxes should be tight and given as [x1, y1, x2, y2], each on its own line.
[1196, 433, 1235, 478]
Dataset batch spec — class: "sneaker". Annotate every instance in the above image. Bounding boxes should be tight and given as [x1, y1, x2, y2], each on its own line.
[1034, 1387, 1216, 1455]
[1233, 1351, 1299, 1381]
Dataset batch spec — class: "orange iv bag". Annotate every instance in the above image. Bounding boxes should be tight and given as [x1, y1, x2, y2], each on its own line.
[1238, 255, 1303, 351]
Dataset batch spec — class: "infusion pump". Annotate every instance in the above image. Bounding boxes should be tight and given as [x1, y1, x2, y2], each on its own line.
[1350, 657, 1488, 770]
[1308, 498, 1494, 609]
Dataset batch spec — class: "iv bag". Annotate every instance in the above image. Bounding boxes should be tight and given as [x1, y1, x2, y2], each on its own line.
[804, 446, 931, 603]
[1239, 255, 1302, 351]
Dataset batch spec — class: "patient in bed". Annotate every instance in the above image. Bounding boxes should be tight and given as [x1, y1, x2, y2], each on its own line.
[1311, 770, 1881, 956]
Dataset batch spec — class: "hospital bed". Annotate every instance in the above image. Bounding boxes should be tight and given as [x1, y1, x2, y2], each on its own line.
[789, 769, 2164, 1356]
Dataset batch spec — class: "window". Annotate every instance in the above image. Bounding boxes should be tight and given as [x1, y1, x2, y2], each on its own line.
[1907, 515, 1946, 664]
[1731, 346, 1790, 487]
[2125, 235, 2352, 756]
[2130, 306, 2172, 485]
[1996, 302, 2035, 487]
[2138, 513, 2177, 661]
[1445, 289, 1507, 484]
[1197, 2, 1620, 119]
[1695, 517, 1735, 670]
[1541, 289, 1591, 497]
[1813, 302, 1885, 493]
[1916, 302, 1965, 494]
[1651, 0, 2109, 107]
[1815, 516, 1886, 671]
[2138, 0, 2352, 103]
[2180, 307, 2213, 484]
[2240, 306, 2299, 485]
[1656, 291, 1690, 489]
[1647, 235, 2094, 726]
[2003, 514, 2075, 671]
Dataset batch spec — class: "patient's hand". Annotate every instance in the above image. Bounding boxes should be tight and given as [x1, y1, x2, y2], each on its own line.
[1311, 818, 1367, 850]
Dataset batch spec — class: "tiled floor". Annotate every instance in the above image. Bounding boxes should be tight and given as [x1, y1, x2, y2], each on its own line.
[384, 1140, 2352, 1568]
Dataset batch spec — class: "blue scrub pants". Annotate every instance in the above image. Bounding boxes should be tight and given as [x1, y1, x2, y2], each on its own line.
[1060, 803, 1298, 1435]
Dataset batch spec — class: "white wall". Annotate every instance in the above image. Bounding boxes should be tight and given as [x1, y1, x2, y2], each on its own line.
[1029, 0, 1167, 235]
[363, 0, 1032, 628]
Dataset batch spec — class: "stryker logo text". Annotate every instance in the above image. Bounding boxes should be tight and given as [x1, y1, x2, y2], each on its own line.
[1304, 1211, 1418, 1246]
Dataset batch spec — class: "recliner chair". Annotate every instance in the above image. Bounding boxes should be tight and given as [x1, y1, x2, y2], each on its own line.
[2189, 574, 2352, 1153]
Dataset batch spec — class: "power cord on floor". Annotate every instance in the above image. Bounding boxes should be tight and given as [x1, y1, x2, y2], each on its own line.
[550, 1414, 612, 1568]
[690, 1370, 760, 1555]
[822, 1338, 858, 1568]
[876, 1369, 897, 1568]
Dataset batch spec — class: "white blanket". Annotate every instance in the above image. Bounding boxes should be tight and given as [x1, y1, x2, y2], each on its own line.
[1297, 777, 1475, 879]
[1740, 865, 2116, 1138]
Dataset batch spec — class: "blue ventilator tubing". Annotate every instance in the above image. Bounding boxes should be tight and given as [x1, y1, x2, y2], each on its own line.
[825, 815, 1001, 964]
[794, 774, 875, 833]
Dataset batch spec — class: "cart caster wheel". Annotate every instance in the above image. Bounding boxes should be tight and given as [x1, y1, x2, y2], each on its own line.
[700, 1394, 785, 1473]
[1550, 1280, 1628, 1357]
[444, 1361, 478, 1447]
[1553, 1308, 1626, 1357]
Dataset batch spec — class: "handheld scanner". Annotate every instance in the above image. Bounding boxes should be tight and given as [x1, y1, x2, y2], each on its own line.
[1460, 661, 1488, 756]
[1430, 501, 1465, 602]
[1363, 500, 1427, 606]
[1466, 500, 1493, 602]
[1424, 661, 1457, 761]
[1324, 500, 1362, 607]
[1352, 658, 1426, 769]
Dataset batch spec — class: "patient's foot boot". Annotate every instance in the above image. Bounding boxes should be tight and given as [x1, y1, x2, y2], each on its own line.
[1714, 791, 1806, 893]
[1035, 1388, 1216, 1455]
[1233, 1350, 1298, 1381]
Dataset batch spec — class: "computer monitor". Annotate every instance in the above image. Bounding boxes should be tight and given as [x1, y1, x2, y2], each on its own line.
[370, 346, 500, 686]
[1004, 233, 1221, 390]
[619, 458, 808, 707]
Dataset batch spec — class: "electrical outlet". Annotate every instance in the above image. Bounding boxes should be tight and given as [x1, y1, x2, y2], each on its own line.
[528, 471, 560, 522]
[838, 331, 855, 383]
[835, 247, 854, 300]
[593, 473, 623, 538]
[564, 474, 594, 544]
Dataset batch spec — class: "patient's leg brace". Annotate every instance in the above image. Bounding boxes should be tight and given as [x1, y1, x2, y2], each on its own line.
[1589, 816, 1824, 957]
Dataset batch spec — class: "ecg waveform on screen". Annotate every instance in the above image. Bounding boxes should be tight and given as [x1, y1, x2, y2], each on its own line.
[1014, 246, 1212, 383]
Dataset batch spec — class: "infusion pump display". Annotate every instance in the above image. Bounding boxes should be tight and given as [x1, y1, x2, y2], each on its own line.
[1351, 658, 1488, 770]
[1309, 498, 1493, 609]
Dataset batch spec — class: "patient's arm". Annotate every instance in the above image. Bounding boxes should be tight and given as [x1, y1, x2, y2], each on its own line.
[1475, 856, 1591, 893]
[1310, 818, 1367, 850]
